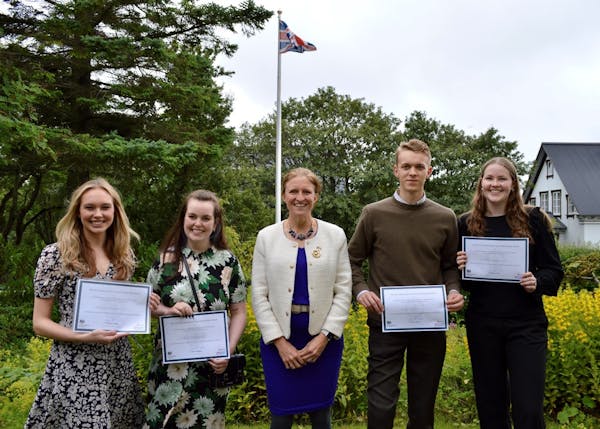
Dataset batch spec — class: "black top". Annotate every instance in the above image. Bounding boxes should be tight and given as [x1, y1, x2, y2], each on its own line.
[458, 207, 564, 319]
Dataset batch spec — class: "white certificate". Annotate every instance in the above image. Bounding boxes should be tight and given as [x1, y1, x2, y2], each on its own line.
[73, 279, 151, 334]
[462, 236, 529, 283]
[160, 311, 230, 364]
[380, 285, 448, 332]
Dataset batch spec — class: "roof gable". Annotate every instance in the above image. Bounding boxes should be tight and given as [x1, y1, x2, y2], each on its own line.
[525, 143, 600, 215]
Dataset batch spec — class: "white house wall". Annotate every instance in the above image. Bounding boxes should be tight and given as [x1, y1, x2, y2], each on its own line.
[528, 167, 584, 245]
[582, 217, 600, 246]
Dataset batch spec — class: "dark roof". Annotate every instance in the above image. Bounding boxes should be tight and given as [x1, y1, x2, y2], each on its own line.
[524, 142, 600, 215]
[546, 212, 567, 231]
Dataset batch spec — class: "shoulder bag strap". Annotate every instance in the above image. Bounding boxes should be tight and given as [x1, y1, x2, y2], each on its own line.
[182, 253, 202, 311]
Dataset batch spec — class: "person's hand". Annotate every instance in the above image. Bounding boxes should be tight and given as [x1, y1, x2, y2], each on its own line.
[209, 358, 228, 375]
[446, 289, 464, 312]
[149, 292, 161, 313]
[299, 333, 328, 364]
[170, 301, 193, 317]
[85, 329, 128, 345]
[520, 272, 537, 293]
[456, 251, 468, 270]
[273, 337, 306, 369]
[357, 290, 384, 314]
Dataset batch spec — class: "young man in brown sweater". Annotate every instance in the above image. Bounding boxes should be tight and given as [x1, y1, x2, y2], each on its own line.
[348, 138, 464, 429]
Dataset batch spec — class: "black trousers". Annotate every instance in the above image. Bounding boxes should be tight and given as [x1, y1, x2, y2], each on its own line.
[366, 324, 446, 429]
[466, 312, 548, 429]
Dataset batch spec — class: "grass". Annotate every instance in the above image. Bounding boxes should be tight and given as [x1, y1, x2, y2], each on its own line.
[228, 415, 570, 428]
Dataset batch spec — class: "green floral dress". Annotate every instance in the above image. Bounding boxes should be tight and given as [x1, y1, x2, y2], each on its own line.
[144, 247, 246, 429]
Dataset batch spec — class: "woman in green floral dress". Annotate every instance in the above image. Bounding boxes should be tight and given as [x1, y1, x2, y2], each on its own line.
[144, 190, 247, 429]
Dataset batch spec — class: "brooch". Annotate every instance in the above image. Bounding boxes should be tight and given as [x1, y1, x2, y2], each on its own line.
[312, 247, 321, 259]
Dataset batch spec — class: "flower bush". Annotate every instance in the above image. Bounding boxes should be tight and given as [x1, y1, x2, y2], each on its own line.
[4, 288, 600, 427]
[544, 288, 600, 420]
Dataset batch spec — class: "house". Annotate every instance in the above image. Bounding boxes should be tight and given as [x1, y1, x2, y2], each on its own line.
[523, 142, 600, 246]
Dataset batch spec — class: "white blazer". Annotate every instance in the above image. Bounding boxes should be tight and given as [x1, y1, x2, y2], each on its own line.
[251, 219, 352, 344]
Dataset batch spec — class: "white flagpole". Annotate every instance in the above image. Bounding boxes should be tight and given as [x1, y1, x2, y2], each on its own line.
[275, 10, 283, 223]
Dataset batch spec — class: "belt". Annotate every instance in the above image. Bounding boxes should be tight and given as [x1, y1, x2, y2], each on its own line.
[291, 304, 310, 314]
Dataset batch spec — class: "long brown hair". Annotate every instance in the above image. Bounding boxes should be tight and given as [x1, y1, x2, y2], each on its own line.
[159, 190, 228, 267]
[55, 178, 139, 280]
[466, 157, 533, 241]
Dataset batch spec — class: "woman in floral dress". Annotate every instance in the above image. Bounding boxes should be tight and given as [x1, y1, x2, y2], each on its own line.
[145, 189, 247, 429]
[25, 178, 157, 428]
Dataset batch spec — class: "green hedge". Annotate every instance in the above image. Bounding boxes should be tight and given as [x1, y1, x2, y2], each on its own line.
[6, 288, 600, 427]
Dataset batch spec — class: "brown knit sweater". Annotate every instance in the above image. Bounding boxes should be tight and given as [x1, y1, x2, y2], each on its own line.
[348, 196, 460, 322]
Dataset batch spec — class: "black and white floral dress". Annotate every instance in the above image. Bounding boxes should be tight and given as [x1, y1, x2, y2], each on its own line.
[25, 243, 145, 429]
[144, 246, 246, 429]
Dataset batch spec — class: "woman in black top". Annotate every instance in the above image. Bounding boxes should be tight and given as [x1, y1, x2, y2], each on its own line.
[456, 157, 563, 429]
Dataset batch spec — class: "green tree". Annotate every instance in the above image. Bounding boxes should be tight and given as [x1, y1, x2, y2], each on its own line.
[224, 86, 403, 236]
[0, 0, 272, 243]
[403, 111, 528, 214]
[224, 89, 529, 240]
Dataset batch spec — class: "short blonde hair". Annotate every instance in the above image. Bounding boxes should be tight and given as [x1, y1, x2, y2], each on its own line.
[395, 139, 432, 164]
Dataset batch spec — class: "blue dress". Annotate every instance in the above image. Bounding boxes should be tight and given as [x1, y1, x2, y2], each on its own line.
[260, 248, 344, 415]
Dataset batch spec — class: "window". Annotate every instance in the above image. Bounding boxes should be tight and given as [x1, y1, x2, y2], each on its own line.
[546, 159, 554, 178]
[566, 195, 577, 216]
[539, 191, 549, 212]
[551, 190, 561, 216]
[529, 197, 536, 206]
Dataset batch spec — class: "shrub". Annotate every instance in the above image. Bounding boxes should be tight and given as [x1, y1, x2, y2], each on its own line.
[544, 288, 600, 418]
[557, 244, 598, 264]
[561, 251, 600, 292]
[227, 303, 477, 425]
[0, 337, 50, 429]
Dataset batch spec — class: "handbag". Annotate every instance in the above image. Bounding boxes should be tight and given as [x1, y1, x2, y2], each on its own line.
[207, 353, 246, 388]
[182, 254, 246, 388]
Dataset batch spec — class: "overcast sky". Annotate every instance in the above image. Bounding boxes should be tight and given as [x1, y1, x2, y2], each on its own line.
[216, 0, 600, 162]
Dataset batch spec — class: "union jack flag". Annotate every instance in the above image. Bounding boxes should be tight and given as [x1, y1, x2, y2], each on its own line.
[279, 20, 317, 54]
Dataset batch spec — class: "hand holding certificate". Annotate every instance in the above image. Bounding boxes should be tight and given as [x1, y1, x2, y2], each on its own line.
[380, 285, 448, 332]
[462, 236, 529, 282]
[73, 279, 152, 334]
[160, 311, 230, 364]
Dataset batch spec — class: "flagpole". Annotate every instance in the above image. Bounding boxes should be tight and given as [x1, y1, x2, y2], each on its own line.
[275, 10, 283, 223]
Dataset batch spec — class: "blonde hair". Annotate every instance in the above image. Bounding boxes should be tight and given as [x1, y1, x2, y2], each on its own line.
[395, 139, 432, 164]
[466, 157, 533, 241]
[55, 178, 139, 280]
[282, 167, 322, 195]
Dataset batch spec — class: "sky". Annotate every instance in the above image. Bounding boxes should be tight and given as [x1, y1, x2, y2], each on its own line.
[215, 0, 600, 162]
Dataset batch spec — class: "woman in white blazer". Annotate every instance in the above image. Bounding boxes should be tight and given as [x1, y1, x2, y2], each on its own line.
[252, 167, 352, 429]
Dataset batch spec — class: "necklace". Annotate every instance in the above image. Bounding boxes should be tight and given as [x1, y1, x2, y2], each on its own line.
[288, 223, 314, 241]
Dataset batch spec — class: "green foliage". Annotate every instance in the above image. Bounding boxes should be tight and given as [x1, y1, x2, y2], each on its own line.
[560, 250, 600, 292]
[0, 239, 44, 345]
[0, 338, 50, 428]
[6, 290, 600, 427]
[403, 111, 528, 215]
[557, 244, 599, 263]
[544, 289, 600, 419]
[228, 86, 403, 237]
[436, 327, 478, 424]
[227, 90, 528, 241]
[0, 0, 272, 245]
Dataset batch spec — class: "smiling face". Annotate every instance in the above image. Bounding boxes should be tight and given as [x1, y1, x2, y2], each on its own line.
[283, 175, 318, 218]
[481, 162, 514, 211]
[79, 188, 115, 239]
[393, 149, 433, 201]
[184, 198, 216, 252]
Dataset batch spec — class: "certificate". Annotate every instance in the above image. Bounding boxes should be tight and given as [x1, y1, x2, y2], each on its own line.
[160, 311, 230, 364]
[73, 279, 151, 334]
[380, 285, 448, 332]
[462, 236, 529, 283]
